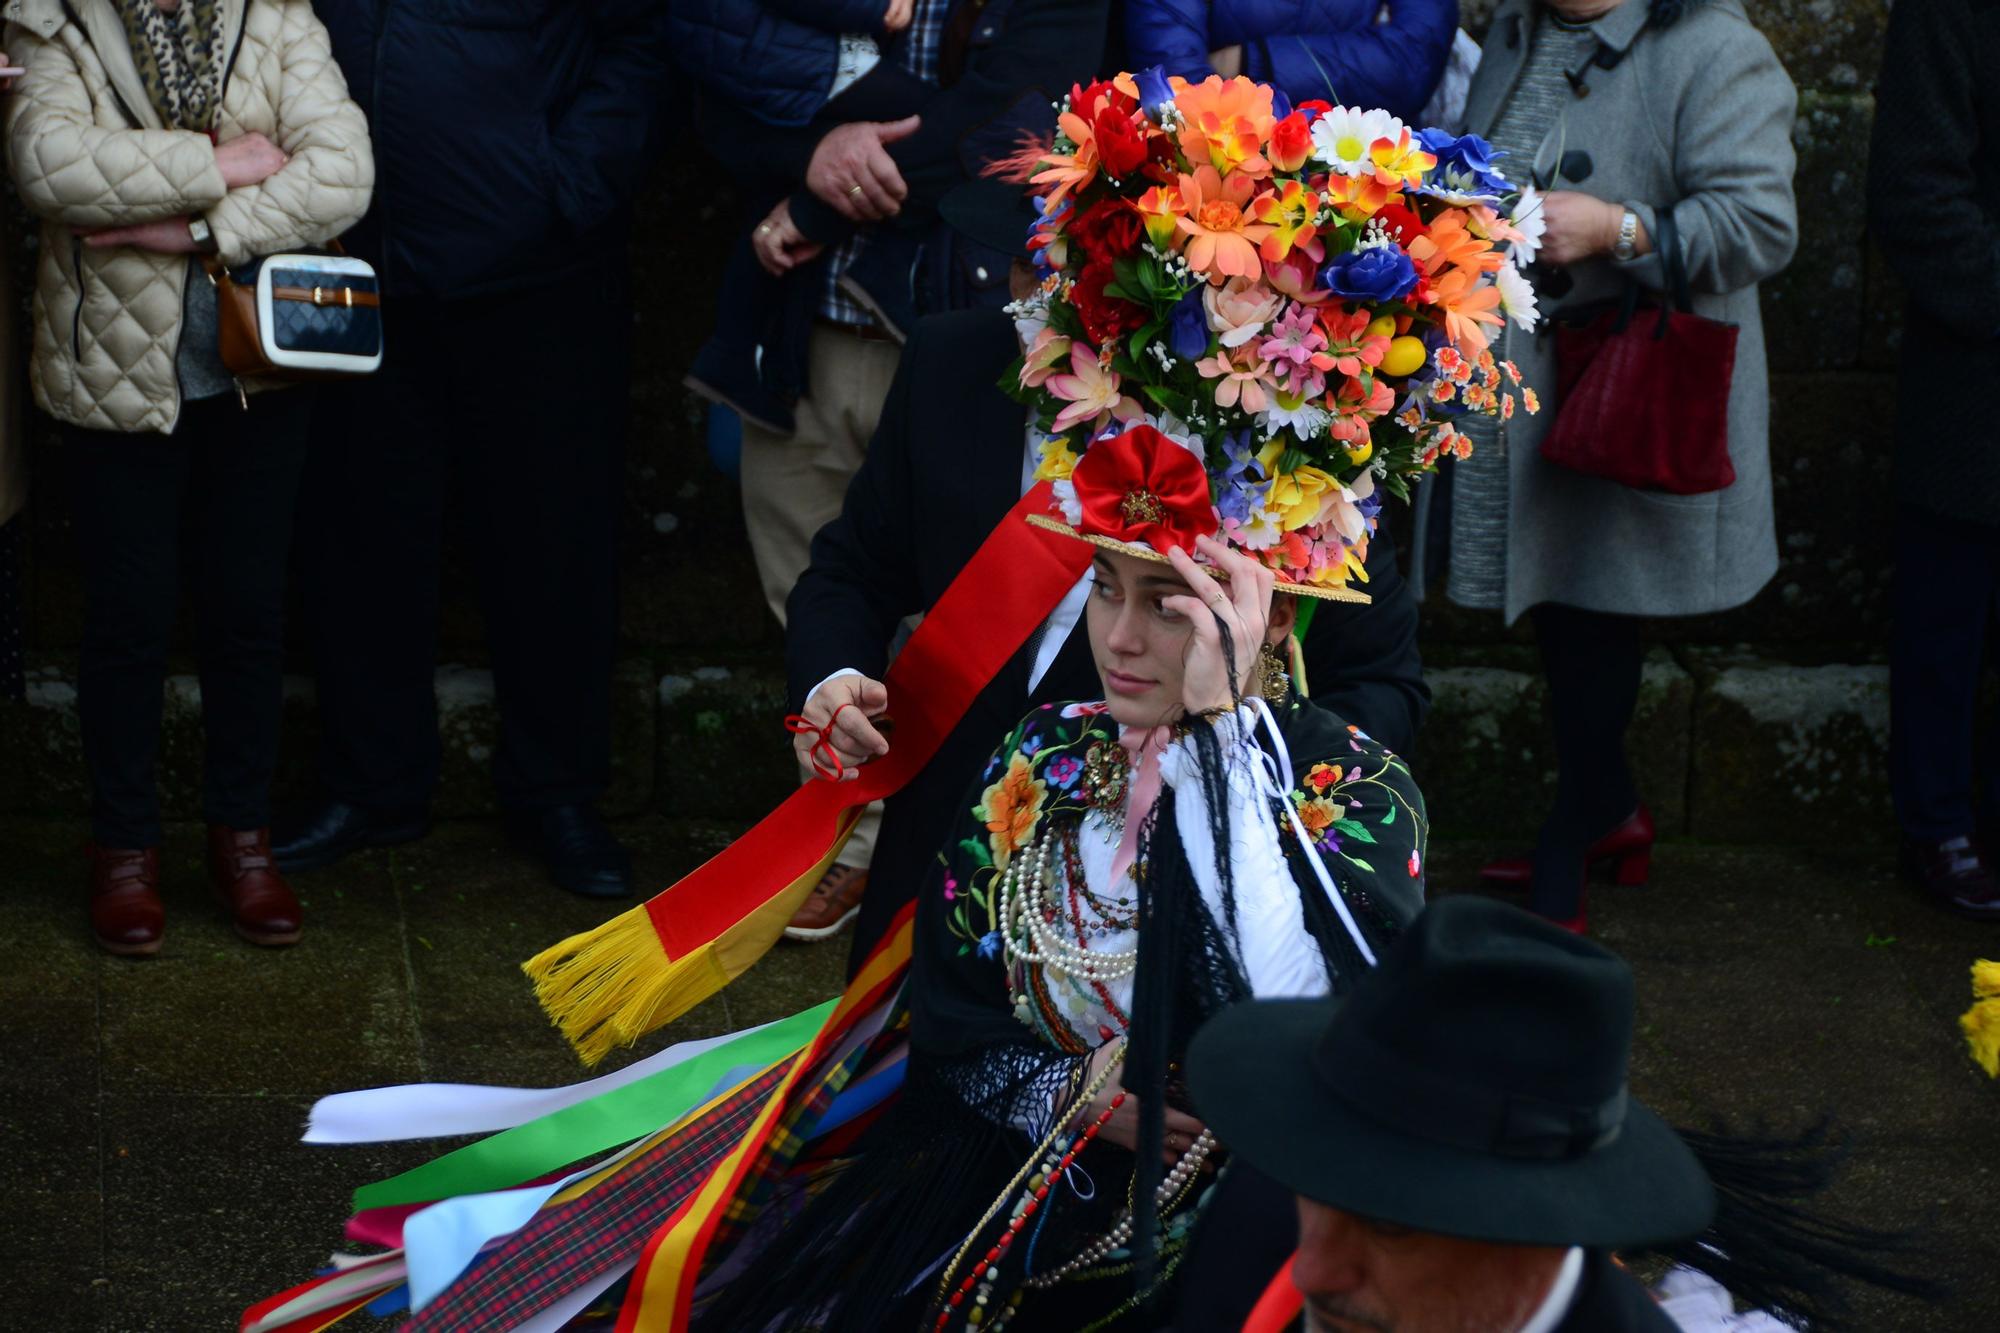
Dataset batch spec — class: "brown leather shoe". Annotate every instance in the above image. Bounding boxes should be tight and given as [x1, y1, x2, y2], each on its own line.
[207, 825, 304, 947]
[87, 845, 164, 957]
[784, 864, 869, 942]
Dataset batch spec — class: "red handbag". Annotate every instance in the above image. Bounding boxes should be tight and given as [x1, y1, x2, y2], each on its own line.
[1540, 209, 1740, 495]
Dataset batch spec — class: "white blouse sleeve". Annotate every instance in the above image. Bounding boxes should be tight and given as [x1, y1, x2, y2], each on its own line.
[1160, 706, 1329, 999]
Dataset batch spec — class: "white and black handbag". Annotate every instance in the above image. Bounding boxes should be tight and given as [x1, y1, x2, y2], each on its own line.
[209, 248, 383, 380]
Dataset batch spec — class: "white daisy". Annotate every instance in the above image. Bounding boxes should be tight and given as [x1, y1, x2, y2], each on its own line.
[1261, 394, 1332, 440]
[1507, 186, 1547, 266]
[1495, 261, 1540, 332]
[1309, 105, 1405, 177]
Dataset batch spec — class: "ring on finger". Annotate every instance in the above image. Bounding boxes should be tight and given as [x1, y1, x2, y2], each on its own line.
[848, 183, 865, 197]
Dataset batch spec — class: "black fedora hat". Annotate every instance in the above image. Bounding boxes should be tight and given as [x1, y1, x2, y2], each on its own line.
[1187, 897, 1715, 1249]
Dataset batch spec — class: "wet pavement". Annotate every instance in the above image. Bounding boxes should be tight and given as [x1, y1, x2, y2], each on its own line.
[2, 817, 1994, 1331]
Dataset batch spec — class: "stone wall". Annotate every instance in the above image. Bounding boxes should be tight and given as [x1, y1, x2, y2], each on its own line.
[0, 2, 1902, 843]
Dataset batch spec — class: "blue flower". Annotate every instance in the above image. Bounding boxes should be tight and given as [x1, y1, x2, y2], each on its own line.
[1320, 247, 1418, 303]
[1021, 733, 1044, 758]
[1135, 66, 1176, 121]
[977, 930, 1005, 961]
[1169, 287, 1209, 362]
[1415, 128, 1510, 200]
[1047, 755, 1083, 790]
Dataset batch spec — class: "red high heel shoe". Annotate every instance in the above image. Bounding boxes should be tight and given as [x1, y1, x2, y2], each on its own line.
[1479, 805, 1655, 892]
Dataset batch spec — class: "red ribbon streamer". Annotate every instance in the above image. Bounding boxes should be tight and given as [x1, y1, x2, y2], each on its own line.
[637, 482, 1093, 956]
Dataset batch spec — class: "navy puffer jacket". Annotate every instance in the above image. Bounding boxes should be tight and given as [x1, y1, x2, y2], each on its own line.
[1127, 0, 1458, 122]
[315, 0, 674, 300]
[669, 0, 892, 128]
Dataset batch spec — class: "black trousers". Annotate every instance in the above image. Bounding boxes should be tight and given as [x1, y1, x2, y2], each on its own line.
[68, 389, 314, 847]
[299, 267, 629, 813]
[1890, 503, 2000, 842]
[1530, 602, 1646, 914]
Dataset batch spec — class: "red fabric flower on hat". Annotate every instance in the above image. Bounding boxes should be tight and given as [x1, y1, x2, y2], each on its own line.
[1070, 425, 1215, 556]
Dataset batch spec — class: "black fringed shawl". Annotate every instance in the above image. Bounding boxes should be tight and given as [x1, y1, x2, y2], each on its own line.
[695, 698, 1427, 1332]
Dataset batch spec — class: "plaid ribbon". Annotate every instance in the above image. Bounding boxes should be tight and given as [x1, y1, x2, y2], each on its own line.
[404, 1061, 789, 1332]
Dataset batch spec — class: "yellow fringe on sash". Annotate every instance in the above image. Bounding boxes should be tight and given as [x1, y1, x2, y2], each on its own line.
[523, 812, 861, 1066]
[1963, 960, 2000, 1079]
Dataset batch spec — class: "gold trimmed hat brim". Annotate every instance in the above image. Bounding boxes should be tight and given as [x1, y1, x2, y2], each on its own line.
[1026, 513, 1372, 604]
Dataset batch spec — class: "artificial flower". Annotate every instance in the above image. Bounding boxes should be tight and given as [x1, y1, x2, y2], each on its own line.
[1265, 459, 1339, 531]
[1131, 65, 1178, 121]
[1019, 328, 1072, 389]
[1321, 245, 1418, 302]
[1045, 346, 1143, 433]
[1429, 267, 1505, 353]
[1494, 260, 1540, 332]
[1034, 437, 1080, 481]
[1318, 304, 1391, 380]
[1072, 259, 1149, 343]
[1203, 275, 1284, 348]
[1261, 390, 1333, 439]
[1310, 105, 1404, 176]
[1264, 250, 1331, 304]
[1366, 127, 1436, 189]
[1267, 109, 1314, 173]
[1134, 184, 1184, 248]
[1260, 304, 1335, 397]
[1408, 209, 1504, 276]
[1175, 166, 1276, 280]
[1093, 102, 1152, 179]
[1324, 170, 1395, 221]
[1249, 177, 1322, 262]
[1174, 74, 1276, 177]
[1507, 185, 1547, 266]
[1196, 341, 1278, 412]
[1415, 128, 1509, 201]
[1169, 287, 1211, 360]
[1066, 198, 1146, 264]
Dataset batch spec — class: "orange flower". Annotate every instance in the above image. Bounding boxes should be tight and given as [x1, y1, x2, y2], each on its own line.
[979, 752, 1047, 869]
[1135, 184, 1184, 248]
[1173, 75, 1275, 177]
[1324, 171, 1394, 221]
[1366, 128, 1436, 189]
[1427, 265, 1505, 354]
[1408, 209, 1503, 277]
[1295, 795, 1346, 837]
[1175, 166, 1275, 280]
[1249, 178, 1321, 263]
[1306, 762, 1345, 793]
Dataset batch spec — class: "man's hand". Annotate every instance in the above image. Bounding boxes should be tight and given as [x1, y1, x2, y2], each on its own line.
[78, 215, 200, 253]
[752, 198, 826, 276]
[806, 116, 921, 222]
[214, 131, 289, 189]
[1537, 190, 1642, 266]
[795, 673, 892, 782]
[0, 50, 22, 94]
[882, 0, 914, 32]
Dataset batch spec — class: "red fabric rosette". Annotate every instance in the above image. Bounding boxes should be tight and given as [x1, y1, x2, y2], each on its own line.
[1070, 425, 1216, 556]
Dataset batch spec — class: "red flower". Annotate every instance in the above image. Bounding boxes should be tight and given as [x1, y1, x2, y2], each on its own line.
[1093, 105, 1152, 179]
[1373, 202, 1428, 247]
[1066, 198, 1144, 263]
[1295, 99, 1334, 121]
[1071, 78, 1136, 119]
[1268, 110, 1313, 173]
[1070, 425, 1215, 556]
[1072, 259, 1148, 343]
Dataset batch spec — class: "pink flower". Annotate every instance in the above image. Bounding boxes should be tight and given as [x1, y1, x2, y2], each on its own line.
[1019, 328, 1072, 389]
[1044, 347, 1143, 434]
[1203, 275, 1284, 349]
[1258, 305, 1334, 398]
[1195, 342, 1277, 413]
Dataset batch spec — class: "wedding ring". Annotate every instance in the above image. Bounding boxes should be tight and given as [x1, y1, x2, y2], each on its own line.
[848, 184, 865, 197]
[757, 223, 772, 234]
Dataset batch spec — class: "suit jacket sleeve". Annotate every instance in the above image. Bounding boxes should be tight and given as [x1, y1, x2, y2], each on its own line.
[788, 0, 1112, 245]
[1299, 535, 1429, 756]
[1867, 0, 2000, 339]
[784, 340, 929, 712]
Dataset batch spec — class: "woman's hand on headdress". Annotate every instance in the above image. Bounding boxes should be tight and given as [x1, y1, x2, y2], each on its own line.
[1164, 536, 1273, 719]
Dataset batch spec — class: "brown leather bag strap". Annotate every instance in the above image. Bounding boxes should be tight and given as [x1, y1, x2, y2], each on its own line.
[270, 284, 381, 309]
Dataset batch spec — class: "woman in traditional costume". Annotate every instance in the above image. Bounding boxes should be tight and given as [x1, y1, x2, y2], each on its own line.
[243, 69, 1534, 1333]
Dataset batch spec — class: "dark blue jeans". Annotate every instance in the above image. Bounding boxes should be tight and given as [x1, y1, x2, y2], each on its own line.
[68, 389, 314, 847]
[1890, 503, 2000, 842]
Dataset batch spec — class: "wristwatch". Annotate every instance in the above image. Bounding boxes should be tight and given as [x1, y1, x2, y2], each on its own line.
[1611, 208, 1640, 263]
[186, 215, 218, 255]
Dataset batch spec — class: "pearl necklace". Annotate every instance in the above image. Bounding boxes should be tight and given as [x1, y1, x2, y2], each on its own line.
[997, 825, 1139, 991]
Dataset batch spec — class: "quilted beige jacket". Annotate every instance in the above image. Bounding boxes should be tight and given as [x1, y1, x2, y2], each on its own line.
[3, 0, 374, 434]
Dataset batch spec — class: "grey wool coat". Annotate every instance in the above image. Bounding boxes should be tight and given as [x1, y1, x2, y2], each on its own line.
[1411, 0, 1798, 624]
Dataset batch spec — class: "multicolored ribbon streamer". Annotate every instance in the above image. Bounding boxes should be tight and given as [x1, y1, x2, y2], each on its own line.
[522, 485, 1090, 1065]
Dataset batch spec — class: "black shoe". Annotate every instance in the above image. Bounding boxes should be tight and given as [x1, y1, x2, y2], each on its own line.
[272, 799, 429, 873]
[508, 805, 632, 900]
[1900, 834, 2000, 920]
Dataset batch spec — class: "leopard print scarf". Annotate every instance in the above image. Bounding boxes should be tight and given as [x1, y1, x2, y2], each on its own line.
[116, 0, 226, 131]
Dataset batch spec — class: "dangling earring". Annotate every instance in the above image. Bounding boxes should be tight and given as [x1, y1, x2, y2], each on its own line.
[1257, 643, 1292, 706]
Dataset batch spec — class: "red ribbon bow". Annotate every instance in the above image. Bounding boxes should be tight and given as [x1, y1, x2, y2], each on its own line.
[1071, 424, 1216, 556]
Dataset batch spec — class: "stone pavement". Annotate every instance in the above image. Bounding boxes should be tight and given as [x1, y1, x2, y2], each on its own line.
[3, 817, 1996, 1332]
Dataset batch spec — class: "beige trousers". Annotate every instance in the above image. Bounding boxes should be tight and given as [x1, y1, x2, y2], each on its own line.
[743, 324, 903, 870]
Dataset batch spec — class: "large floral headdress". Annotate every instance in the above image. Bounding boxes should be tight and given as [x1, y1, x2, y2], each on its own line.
[1006, 70, 1543, 601]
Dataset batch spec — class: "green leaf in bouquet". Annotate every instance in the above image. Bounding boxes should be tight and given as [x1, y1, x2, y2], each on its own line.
[1128, 318, 1166, 362]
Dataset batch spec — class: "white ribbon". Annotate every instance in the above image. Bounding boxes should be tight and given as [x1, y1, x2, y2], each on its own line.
[1243, 696, 1378, 969]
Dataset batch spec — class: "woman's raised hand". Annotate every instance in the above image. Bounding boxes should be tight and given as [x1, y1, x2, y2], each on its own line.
[1163, 536, 1274, 718]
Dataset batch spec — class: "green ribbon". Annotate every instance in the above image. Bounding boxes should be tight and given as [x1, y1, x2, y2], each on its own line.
[352, 1000, 836, 1212]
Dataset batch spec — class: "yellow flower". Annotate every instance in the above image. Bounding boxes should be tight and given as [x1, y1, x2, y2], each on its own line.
[979, 752, 1047, 870]
[1034, 437, 1079, 482]
[1962, 997, 2000, 1078]
[1973, 959, 2000, 999]
[1267, 465, 1339, 532]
